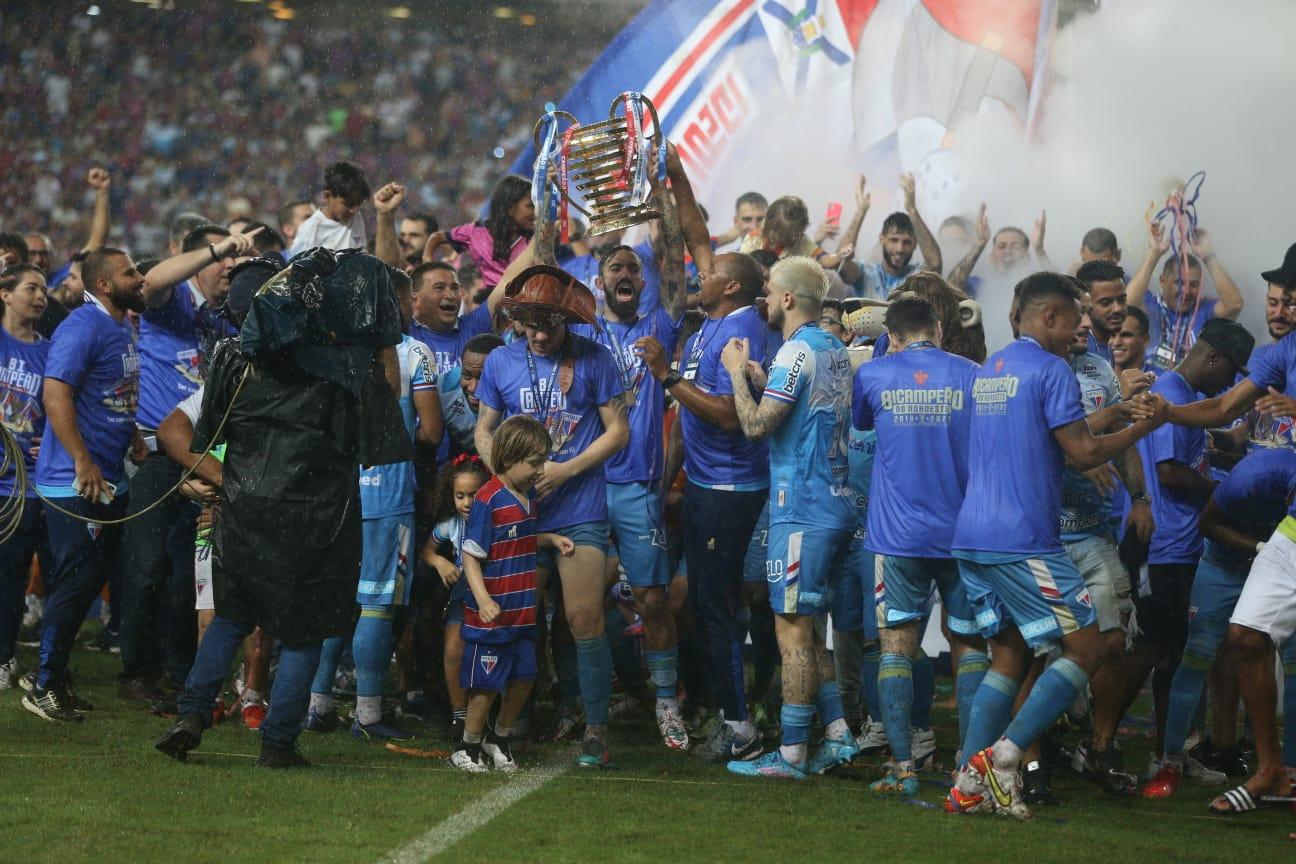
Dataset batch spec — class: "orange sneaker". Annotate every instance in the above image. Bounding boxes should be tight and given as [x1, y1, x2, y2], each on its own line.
[1141, 762, 1181, 799]
[242, 702, 267, 731]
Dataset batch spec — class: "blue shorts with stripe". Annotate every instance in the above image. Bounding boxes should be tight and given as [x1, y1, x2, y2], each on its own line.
[874, 554, 979, 635]
[606, 481, 669, 588]
[357, 514, 415, 607]
[460, 637, 537, 693]
[955, 550, 1096, 648]
[766, 521, 853, 615]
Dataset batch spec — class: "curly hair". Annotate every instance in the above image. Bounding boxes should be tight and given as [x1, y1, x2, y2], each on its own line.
[431, 455, 492, 525]
[890, 271, 986, 363]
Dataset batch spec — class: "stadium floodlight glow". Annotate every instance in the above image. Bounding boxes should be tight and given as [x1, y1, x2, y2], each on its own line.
[493, 6, 515, 18]
[387, 6, 411, 18]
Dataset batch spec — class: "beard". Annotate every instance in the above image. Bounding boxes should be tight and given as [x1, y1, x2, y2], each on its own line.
[605, 279, 639, 319]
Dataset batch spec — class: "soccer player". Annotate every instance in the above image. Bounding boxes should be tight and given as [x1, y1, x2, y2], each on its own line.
[438, 334, 505, 457]
[948, 272, 1168, 819]
[851, 294, 985, 795]
[1110, 308, 1151, 377]
[1076, 260, 1127, 365]
[720, 255, 857, 779]
[407, 262, 494, 375]
[452, 416, 574, 772]
[473, 258, 629, 769]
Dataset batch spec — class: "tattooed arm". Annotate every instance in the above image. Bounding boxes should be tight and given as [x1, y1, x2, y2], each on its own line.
[721, 337, 792, 442]
[652, 167, 688, 322]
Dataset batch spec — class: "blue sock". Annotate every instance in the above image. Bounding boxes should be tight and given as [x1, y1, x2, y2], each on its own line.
[1003, 658, 1089, 751]
[815, 680, 846, 730]
[575, 635, 613, 727]
[912, 650, 935, 730]
[645, 648, 678, 701]
[878, 654, 914, 763]
[554, 635, 580, 702]
[862, 642, 881, 719]
[1283, 640, 1296, 766]
[962, 670, 1021, 762]
[352, 607, 393, 699]
[1163, 652, 1210, 758]
[310, 636, 345, 696]
[956, 651, 990, 747]
[781, 702, 815, 748]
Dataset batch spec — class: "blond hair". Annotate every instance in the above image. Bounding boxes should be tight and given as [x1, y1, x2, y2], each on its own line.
[770, 255, 829, 308]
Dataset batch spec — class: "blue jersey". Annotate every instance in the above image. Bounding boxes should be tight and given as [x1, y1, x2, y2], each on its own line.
[409, 304, 493, 375]
[852, 342, 977, 557]
[0, 328, 48, 498]
[573, 307, 681, 484]
[1205, 448, 1296, 568]
[461, 477, 538, 644]
[476, 333, 623, 532]
[136, 281, 235, 429]
[437, 366, 479, 456]
[34, 296, 140, 495]
[847, 427, 876, 533]
[1144, 293, 1216, 371]
[1247, 338, 1296, 449]
[360, 336, 436, 518]
[680, 306, 769, 490]
[1060, 352, 1122, 542]
[763, 324, 854, 530]
[952, 337, 1086, 556]
[1138, 370, 1209, 564]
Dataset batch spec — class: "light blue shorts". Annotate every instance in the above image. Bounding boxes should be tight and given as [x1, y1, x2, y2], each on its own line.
[766, 521, 853, 615]
[955, 550, 1096, 648]
[357, 513, 415, 607]
[874, 554, 979, 635]
[536, 520, 610, 572]
[606, 482, 669, 588]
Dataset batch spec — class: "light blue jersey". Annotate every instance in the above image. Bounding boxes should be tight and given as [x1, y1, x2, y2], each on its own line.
[360, 336, 436, 518]
[1060, 351, 1121, 542]
[847, 427, 876, 534]
[763, 323, 854, 530]
[438, 366, 478, 455]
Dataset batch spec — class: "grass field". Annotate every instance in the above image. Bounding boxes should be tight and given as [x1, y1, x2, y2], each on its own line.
[1, 632, 1292, 864]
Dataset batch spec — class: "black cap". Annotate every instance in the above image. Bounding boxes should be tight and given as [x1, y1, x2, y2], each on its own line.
[1197, 317, 1255, 376]
[1261, 242, 1296, 288]
[224, 255, 284, 328]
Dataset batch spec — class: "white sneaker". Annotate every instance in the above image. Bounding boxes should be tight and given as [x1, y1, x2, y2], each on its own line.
[1181, 752, 1227, 784]
[912, 727, 937, 769]
[482, 736, 517, 773]
[855, 717, 888, 754]
[0, 657, 17, 690]
[451, 746, 489, 773]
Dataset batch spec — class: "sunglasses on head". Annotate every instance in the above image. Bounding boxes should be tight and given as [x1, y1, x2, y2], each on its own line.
[510, 308, 566, 329]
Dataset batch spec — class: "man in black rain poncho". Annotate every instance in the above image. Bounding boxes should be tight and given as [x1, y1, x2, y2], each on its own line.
[156, 248, 412, 768]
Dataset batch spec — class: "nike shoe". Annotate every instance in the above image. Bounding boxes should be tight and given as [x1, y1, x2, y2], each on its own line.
[806, 733, 861, 775]
[155, 713, 205, 762]
[1022, 760, 1060, 806]
[870, 769, 920, 796]
[1084, 744, 1138, 796]
[483, 733, 518, 773]
[0, 657, 17, 690]
[967, 746, 1032, 821]
[575, 735, 611, 770]
[855, 717, 888, 755]
[656, 704, 690, 751]
[911, 726, 937, 770]
[303, 708, 341, 733]
[22, 686, 85, 722]
[351, 718, 416, 742]
[726, 750, 806, 780]
[242, 702, 267, 731]
[1176, 752, 1227, 784]
[451, 744, 489, 773]
[691, 721, 761, 763]
[948, 764, 994, 815]
[1141, 761, 1181, 799]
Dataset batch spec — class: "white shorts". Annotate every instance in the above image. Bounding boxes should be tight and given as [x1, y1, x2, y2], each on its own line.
[1231, 525, 1296, 645]
[194, 546, 214, 612]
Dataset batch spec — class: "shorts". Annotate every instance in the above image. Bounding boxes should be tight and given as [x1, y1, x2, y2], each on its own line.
[956, 551, 1096, 649]
[536, 520, 609, 572]
[1232, 522, 1296, 645]
[606, 482, 669, 588]
[874, 553, 978, 635]
[742, 499, 771, 584]
[1135, 562, 1196, 648]
[766, 522, 853, 615]
[194, 545, 214, 612]
[460, 637, 537, 693]
[444, 577, 468, 627]
[1065, 535, 1134, 634]
[832, 529, 875, 639]
[357, 514, 415, 607]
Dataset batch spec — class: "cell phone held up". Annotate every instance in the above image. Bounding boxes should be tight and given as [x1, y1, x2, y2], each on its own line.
[825, 202, 843, 226]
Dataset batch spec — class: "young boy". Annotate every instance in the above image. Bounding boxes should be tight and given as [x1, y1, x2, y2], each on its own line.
[286, 161, 372, 257]
[453, 416, 574, 772]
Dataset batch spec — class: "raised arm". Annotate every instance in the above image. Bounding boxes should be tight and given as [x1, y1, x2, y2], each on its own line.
[372, 182, 405, 269]
[1163, 378, 1264, 429]
[1052, 405, 1166, 472]
[82, 168, 112, 252]
[142, 227, 263, 307]
[652, 164, 688, 321]
[900, 173, 941, 274]
[1031, 210, 1056, 272]
[1127, 212, 1169, 311]
[837, 176, 871, 287]
[947, 204, 990, 292]
[664, 143, 712, 283]
[1190, 230, 1242, 320]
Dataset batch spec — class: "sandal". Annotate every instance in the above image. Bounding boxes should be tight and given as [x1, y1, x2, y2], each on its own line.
[1208, 784, 1296, 815]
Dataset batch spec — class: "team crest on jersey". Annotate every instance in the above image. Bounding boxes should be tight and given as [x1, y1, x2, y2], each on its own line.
[479, 653, 499, 675]
[913, 370, 928, 385]
[1075, 588, 1093, 609]
[507, 525, 518, 539]
[86, 523, 102, 541]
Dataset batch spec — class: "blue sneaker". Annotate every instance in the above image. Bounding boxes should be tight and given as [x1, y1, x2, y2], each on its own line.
[727, 750, 806, 780]
[869, 769, 920, 796]
[351, 718, 415, 741]
[303, 709, 340, 733]
[806, 734, 860, 775]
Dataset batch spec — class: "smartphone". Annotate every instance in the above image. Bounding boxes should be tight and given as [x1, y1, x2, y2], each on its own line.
[825, 202, 843, 225]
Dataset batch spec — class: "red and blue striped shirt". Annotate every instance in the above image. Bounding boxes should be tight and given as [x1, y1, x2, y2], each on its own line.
[461, 476, 538, 644]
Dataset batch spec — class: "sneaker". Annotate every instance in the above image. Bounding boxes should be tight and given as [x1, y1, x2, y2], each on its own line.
[155, 713, 205, 762]
[1194, 739, 1249, 778]
[22, 686, 85, 722]
[1023, 761, 1060, 806]
[256, 744, 310, 769]
[544, 704, 584, 742]
[451, 744, 489, 773]
[855, 717, 888, 754]
[948, 764, 994, 815]
[575, 735, 611, 769]
[0, 657, 17, 690]
[351, 718, 415, 741]
[86, 629, 119, 654]
[303, 708, 341, 733]
[18, 671, 35, 692]
[967, 747, 1032, 820]
[21, 594, 43, 630]
[1182, 751, 1228, 784]
[691, 721, 762, 763]
[1085, 744, 1138, 796]
[1141, 761, 1181, 799]
[117, 676, 160, 703]
[726, 750, 806, 779]
[656, 704, 690, 751]
[242, 702, 267, 731]
[806, 733, 861, 775]
[911, 726, 937, 770]
[483, 733, 517, 773]
[870, 769, 920, 796]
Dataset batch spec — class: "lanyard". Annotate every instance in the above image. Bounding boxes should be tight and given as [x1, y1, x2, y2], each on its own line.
[600, 316, 641, 388]
[525, 342, 563, 427]
[687, 317, 717, 370]
[1018, 335, 1044, 350]
[904, 340, 936, 351]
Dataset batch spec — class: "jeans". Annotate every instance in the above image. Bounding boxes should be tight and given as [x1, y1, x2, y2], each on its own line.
[178, 615, 321, 750]
[119, 451, 198, 685]
[683, 483, 766, 721]
[0, 501, 49, 664]
[38, 495, 128, 689]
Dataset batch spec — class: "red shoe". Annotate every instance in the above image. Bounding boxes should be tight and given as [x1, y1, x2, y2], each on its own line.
[1141, 762, 1181, 799]
[212, 697, 227, 726]
[242, 702, 267, 730]
[945, 786, 989, 814]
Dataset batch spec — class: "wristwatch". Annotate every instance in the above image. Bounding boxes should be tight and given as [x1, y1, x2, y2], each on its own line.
[662, 369, 683, 389]
[1132, 492, 1152, 507]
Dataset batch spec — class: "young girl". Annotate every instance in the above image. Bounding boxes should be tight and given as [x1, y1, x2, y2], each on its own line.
[740, 195, 852, 271]
[451, 416, 573, 773]
[423, 453, 492, 741]
[424, 175, 534, 290]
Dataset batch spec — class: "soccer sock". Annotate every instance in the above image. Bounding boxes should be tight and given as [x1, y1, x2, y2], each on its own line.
[494, 723, 512, 739]
[1283, 640, 1296, 767]
[575, 635, 613, 728]
[452, 708, 467, 723]
[861, 641, 881, 720]
[816, 680, 850, 741]
[1002, 658, 1090, 756]
[353, 607, 394, 726]
[1162, 653, 1210, 760]
[554, 634, 580, 706]
[878, 654, 914, 764]
[780, 702, 815, 767]
[912, 650, 935, 730]
[242, 688, 265, 708]
[645, 648, 679, 704]
[961, 670, 1021, 762]
[956, 651, 990, 747]
[310, 635, 345, 697]
[309, 692, 335, 715]
[463, 729, 482, 745]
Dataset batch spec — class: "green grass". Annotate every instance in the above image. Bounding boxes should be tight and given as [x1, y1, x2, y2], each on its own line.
[0, 637, 1291, 864]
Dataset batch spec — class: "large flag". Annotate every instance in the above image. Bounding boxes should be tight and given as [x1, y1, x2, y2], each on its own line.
[511, 0, 1057, 229]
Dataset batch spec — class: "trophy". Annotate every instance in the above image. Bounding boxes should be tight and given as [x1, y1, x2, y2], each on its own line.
[533, 92, 665, 237]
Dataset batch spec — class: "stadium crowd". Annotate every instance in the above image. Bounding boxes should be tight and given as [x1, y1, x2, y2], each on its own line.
[2, 1, 1296, 826]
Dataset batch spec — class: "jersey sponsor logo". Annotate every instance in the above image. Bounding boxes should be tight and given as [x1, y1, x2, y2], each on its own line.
[781, 350, 808, 394]
[359, 474, 382, 487]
